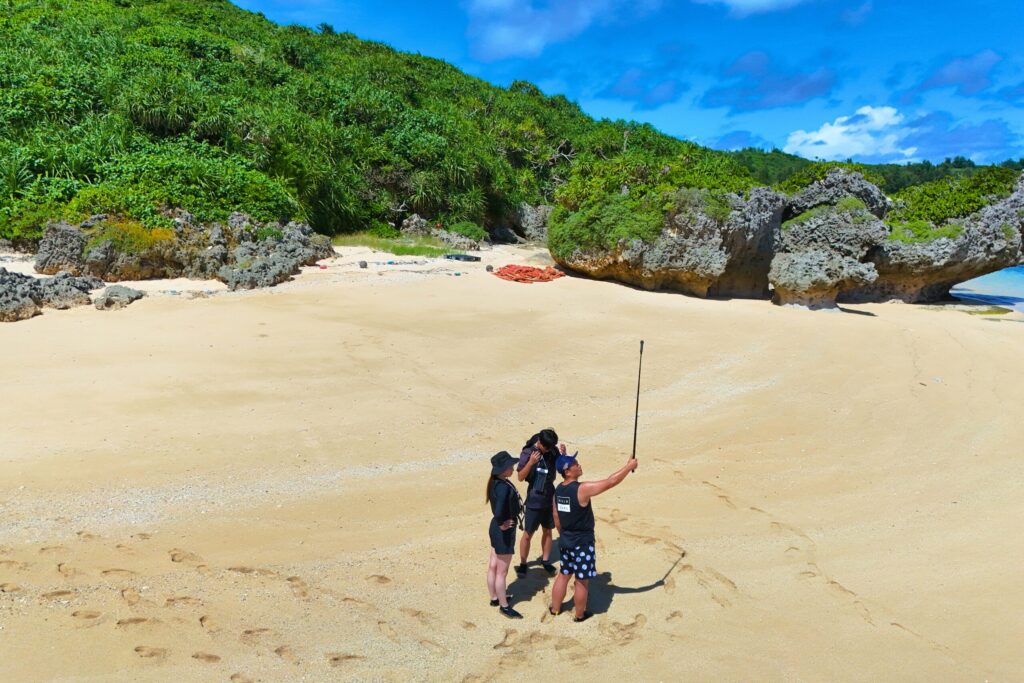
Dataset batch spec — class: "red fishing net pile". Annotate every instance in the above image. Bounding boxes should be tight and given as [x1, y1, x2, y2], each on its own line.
[492, 265, 565, 284]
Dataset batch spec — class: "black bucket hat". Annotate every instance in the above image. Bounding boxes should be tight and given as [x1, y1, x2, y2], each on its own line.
[490, 450, 517, 475]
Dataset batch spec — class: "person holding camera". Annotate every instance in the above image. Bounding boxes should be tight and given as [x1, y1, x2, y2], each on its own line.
[514, 429, 564, 576]
[486, 450, 524, 619]
[549, 451, 638, 622]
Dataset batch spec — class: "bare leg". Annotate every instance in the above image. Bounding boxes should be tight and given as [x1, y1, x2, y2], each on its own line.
[540, 527, 553, 562]
[550, 571, 571, 614]
[518, 530, 533, 566]
[572, 578, 589, 618]
[493, 554, 513, 608]
[486, 548, 498, 600]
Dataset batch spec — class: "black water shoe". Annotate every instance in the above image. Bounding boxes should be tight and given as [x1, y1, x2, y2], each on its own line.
[499, 605, 523, 619]
[542, 561, 557, 574]
[514, 562, 528, 575]
[573, 611, 593, 623]
[489, 593, 512, 607]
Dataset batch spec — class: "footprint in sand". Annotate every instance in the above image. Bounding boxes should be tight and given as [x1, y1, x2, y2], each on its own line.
[168, 548, 202, 564]
[199, 615, 220, 633]
[228, 566, 279, 577]
[57, 563, 78, 578]
[133, 533, 152, 541]
[0, 545, 10, 554]
[327, 653, 365, 667]
[419, 639, 445, 654]
[274, 645, 298, 662]
[0, 560, 29, 571]
[133, 645, 168, 659]
[39, 546, 67, 555]
[165, 596, 203, 607]
[117, 617, 159, 627]
[230, 675, 254, 683]
[240, 627, 275, 645]
[366, 574, 391, 584]
[71, 610, 101, 620]
[286, 576, 310, 599]
[400, 607, 432, 625]
[1, 583, 22, 593]
[101, 568, 137, 578]
[666, 610, 683, 622]
[377, 621, 400, 643]
[76, 531, 99, 541]
[599, 614, 648, 645]
[41, 590, 75, 600]
[192, 652, 221, 663]
[121, 588, 141, 606]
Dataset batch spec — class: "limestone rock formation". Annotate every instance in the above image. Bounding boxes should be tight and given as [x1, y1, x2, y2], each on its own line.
[786, 168, 891, 219]
[842, 174, 1024, 303]
[30, 214, 333, 292]
[516, 203, 554, 242]
[0, 268, 102, 322]
[769, 195, 887, 308]
[94, 285, 145, 311]
[35, 222, 87, 275]
[553, 187, 785, 298]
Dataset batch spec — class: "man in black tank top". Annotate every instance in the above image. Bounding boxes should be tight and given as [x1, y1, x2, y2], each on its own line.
[549, 451, 637, 622]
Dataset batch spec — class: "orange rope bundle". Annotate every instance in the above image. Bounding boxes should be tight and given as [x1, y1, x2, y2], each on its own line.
[492, 265, 565, 284]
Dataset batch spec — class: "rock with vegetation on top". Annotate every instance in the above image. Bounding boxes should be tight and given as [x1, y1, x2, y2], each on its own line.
[94, 285, 145, 311]
[217, 221, 334, 290]
[769, 195, 887, 308]
[786, 168, 891, 219]
[554, 187, 785, 298]
[841, 174, 1024, 303]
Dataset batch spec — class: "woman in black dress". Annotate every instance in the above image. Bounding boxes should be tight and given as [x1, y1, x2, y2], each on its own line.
[485, 451, 523, 619]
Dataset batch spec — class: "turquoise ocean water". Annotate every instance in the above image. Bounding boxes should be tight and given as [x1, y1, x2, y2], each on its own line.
[952, 265, 1024, 311]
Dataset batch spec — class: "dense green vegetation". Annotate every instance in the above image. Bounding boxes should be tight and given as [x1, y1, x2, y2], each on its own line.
[889, 166, 1019, 225]
[0, 0, 1019, 254]
[1, 0, 717, 243]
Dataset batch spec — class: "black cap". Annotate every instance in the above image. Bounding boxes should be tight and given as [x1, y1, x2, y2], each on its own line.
[490, 450, 517, 475]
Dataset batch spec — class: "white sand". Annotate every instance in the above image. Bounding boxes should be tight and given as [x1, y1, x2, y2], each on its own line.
[1, 245, 1021, 682]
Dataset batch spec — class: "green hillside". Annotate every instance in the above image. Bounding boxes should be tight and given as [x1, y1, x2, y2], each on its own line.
[0, 0, 1018, 249]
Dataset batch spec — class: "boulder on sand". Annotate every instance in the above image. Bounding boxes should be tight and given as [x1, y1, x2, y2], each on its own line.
[94, 285, 145, 311]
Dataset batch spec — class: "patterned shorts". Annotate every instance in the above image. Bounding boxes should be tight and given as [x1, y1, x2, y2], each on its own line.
[559, 543, 597, 580]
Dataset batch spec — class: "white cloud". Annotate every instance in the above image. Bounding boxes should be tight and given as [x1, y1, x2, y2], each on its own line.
[466, 0, 660, 60]
[691, 0, 812, 17]
[784, 106, 919, 160]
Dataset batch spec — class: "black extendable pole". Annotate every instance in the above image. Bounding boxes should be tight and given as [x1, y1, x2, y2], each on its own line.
[632, 340, 644, 460]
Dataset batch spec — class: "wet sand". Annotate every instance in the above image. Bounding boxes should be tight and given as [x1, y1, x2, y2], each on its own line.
[1, 245, 1022, 681]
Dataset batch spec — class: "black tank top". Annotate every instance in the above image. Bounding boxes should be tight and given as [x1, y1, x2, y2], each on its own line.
[555, 481, 595, 549]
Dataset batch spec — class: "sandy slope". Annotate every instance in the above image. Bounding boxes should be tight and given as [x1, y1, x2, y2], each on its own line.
[1, 246, 1022, 682]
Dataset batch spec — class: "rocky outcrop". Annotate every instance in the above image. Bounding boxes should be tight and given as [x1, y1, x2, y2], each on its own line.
[554, 187, 785, 298]
[399, 214, 486, 250]
[0, 268, 102, 322]
[516, 203, 554, 242]
[841, 174, 1024, 303]
[30, 214, 333, 292]
[769, 197, 887, 308]
[786, 168, 891, 219]
[94, 285, 145, 311]
[551, 169, 1023, 310]
[217, 221, 334, 290]
[35, 222, 87, 275]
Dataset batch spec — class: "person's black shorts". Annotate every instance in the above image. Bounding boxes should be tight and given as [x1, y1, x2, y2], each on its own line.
[559, 543, 597, 580]
[523, 505, 554, 534]
[489, 520, 516, 555]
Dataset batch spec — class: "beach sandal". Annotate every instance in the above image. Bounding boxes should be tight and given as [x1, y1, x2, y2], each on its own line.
[489, 593, 512, 607]
[541, 561, 557, 574]
[573, 611, 593, 623]
[514, 562, 529, 575]
[548, 607, 559, 616]
[499, 605, 523, 619]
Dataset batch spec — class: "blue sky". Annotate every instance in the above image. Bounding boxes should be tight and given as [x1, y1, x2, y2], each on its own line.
[232, 0, 1024, 164]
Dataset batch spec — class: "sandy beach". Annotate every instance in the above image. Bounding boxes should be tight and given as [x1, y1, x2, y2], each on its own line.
[1, 245, 1022, 682]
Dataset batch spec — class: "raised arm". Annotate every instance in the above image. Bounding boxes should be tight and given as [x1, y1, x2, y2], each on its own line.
[578, 457, 638, 505]
[516, 448, 540, 482]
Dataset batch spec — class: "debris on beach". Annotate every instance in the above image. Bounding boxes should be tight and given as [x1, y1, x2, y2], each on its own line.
[492, 264, 565, 284]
